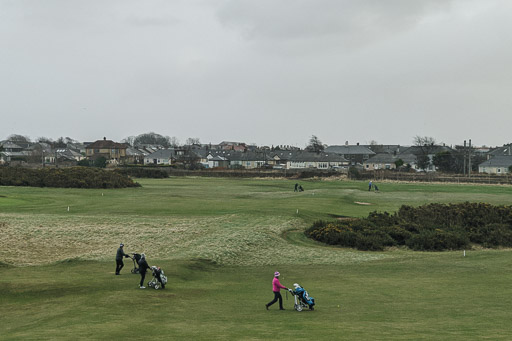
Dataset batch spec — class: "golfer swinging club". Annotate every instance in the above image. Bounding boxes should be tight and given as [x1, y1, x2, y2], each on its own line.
[266, 271, 290, 310]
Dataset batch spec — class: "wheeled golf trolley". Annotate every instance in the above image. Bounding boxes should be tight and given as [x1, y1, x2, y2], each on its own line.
[147, 266, 167, 290]
[130, 253, 141, 274]
[290, 283, 315, 311]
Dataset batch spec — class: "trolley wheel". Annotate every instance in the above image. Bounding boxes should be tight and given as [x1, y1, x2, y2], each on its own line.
[148, 282, 154, 288]
[295, 304, 303, 312]
[154, 283, 160, 290]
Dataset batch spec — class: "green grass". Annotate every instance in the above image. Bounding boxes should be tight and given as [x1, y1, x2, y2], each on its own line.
[1, 177, 512, 340]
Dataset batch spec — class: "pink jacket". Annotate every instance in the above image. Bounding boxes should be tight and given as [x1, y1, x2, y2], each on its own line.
[272, 277, 287, 292]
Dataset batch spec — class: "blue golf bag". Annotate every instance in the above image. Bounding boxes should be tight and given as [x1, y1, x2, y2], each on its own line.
[291, 284, 315, 311]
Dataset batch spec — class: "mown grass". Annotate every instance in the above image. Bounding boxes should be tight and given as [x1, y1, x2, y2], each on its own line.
[1, 177, 512, 340]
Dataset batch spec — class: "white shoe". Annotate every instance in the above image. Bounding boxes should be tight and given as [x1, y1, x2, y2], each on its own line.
[140, 286, 146, 289]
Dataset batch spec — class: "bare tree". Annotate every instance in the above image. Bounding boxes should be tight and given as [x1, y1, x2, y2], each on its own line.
[7, 134, 31, 143]
[121, 136, 136, 147]
[413, 136, 436, 147]
[186, 137, 200, 146]
[306, 135, 325, 153]
[413, 136, 437, 171]
[168, 136, 180, 148]
[36, 137, 54, 144]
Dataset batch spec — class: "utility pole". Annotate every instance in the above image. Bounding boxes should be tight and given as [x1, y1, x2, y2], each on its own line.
[463, 140, 467, 176]
[468, 139, 472, 177]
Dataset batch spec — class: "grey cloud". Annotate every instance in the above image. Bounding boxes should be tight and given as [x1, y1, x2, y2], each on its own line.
[217, 0, 452, 47]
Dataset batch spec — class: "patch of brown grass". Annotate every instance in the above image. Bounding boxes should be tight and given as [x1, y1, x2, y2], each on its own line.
[0, 213, 388, 267]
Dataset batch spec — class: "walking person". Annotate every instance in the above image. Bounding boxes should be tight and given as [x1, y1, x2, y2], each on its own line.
[115, 243, 131, 275]
[138, 253, 150, 289]
[266, 271, 290, 310]
[368, 180, 372, 191]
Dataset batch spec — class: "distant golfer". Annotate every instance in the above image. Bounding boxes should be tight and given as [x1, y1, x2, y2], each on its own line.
[368, 180, 372, 191]
[294, 183, 299, 192]
[266, 271, 290, 310]
[115, 243, 131, 275]
[138, 253, 150, 289]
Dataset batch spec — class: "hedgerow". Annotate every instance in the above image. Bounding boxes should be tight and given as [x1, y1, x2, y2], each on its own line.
[0, 167, 140, 188]
[306, 202, 512, 251]
[115, 167, 169, 178]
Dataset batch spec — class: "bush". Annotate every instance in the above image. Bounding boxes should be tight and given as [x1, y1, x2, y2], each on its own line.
[406, 229, 469, 251]
[480, 224, 512, 248]
[0, 167, 140, 189]
[306, 202, 512, 251]
[115, 167, 169, 179]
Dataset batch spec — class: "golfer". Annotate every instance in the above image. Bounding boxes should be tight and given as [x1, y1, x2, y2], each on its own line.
[138, 253, 150, 289]
[115, 243, 131, 275]
[266, 271, 290, 310]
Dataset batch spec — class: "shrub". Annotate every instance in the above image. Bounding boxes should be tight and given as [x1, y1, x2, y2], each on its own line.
[306, 202, 512, 251]
[481, 224, 512, 248]
[405, 229, 469, 251]
[115, 167, 169, 179]
[0, 167, 140, 189]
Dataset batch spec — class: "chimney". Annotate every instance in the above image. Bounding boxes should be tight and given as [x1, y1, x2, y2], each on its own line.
[103, 137, 106, 141]
[345, 141, 348, 146]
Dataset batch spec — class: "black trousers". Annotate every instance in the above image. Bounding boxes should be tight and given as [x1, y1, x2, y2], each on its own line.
[115, 259, 124, 274]
[140, 271, 146, 287]
[267, 291, 283, 309]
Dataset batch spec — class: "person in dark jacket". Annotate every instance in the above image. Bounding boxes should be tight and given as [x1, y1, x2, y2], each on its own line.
[115, 243, 131, 275]
[138, 253, 151, 289]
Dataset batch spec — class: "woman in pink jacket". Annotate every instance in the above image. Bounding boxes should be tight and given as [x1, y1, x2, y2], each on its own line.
[265, 271, 290, 310]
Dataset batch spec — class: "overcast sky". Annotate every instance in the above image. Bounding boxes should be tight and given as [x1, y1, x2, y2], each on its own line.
[1, 0, 511, 147]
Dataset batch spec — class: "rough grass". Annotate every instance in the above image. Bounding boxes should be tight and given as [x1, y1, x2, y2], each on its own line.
[0, 213, 388, 266]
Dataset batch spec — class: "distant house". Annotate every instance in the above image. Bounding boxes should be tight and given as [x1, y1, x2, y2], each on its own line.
[228, 151, 273, 169]
[286, 151, 349, 170]
[486, 144, 512, 159]
[125, 147, 145, 164]
[206, 154, 230, 168]
[0, 141, 30, 163]
[478, 156, 512, 175]
[85, 137, 127, 164]
[271, 150, 301, 169]
[398, 145, 455, 172]
[324, 144, 375, 165]
[144, 149, 176, 165]
[365, 144, 404, 156]
[219, 141, 247, 151]
[363, 153, 418, 171]
[56, 148, 84, 162]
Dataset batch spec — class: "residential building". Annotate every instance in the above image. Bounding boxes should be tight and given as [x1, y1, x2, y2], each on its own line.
[324, 144, 376, 165]
[144, 149, 176, 165]
[364, 153, 418, 171]
[478, 156, 512, 175]
[85, 137, 127, 164]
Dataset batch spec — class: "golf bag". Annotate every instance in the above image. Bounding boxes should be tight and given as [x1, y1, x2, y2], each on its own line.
[148, 266, 167, 290]
[291, 284, 315, 311]
[131, 253, 141, 274]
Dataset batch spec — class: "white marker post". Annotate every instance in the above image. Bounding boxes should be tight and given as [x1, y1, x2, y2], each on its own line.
[464, 250, 466, 257]
[67, 206, 70, 212]
[296, 209, 299, 214]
